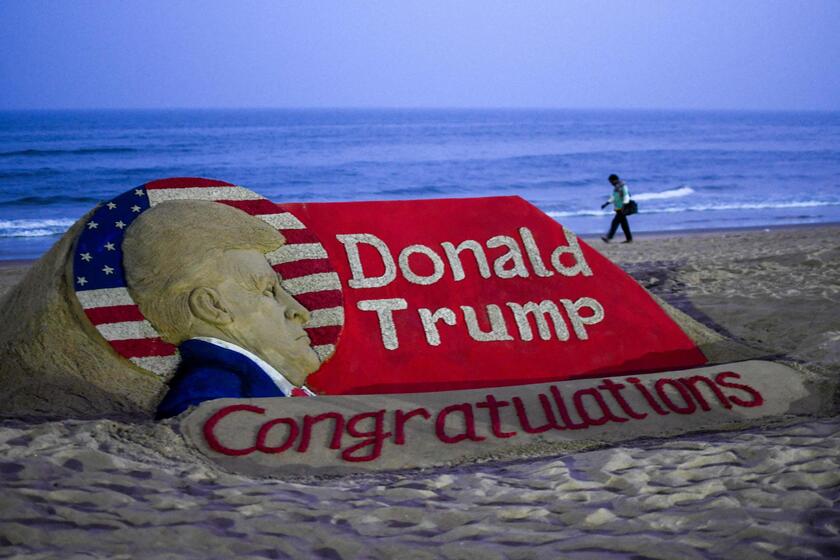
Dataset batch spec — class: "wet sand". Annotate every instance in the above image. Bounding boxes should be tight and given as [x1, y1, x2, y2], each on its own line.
[1, 225, 839, 559]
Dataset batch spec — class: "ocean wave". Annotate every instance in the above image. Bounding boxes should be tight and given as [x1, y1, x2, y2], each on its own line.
[0, 195, 101, 207]
[654, 200, 840, 214]
[0, 169, 61, 180]
[546, 200, 840, 218]
[548, 209, 614, 217]
[632, 186, 694, 201]
[0, 147, 136, 158]
[0, 218, 74, 238]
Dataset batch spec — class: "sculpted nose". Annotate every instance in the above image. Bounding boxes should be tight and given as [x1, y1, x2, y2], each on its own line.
[285, 296, 311, 325]
[274, 276, 312, 324]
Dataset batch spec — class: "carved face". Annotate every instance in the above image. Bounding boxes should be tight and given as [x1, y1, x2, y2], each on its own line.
[213, 249, 320, 386]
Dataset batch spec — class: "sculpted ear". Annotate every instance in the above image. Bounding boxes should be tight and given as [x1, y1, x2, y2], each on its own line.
[188, 287, 232, 326]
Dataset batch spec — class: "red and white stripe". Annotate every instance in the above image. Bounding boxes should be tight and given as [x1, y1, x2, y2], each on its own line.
[264, 204, 343, 363]
[76, 286, 181, 374]
[77, 178, 344, 378]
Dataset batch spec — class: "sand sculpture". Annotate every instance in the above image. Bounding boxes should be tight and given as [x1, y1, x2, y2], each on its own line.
[0, 178, 339, 417]
[0, 177, 826, 474]
[122, 200, 321, 418]
[185, 360, 816, 474]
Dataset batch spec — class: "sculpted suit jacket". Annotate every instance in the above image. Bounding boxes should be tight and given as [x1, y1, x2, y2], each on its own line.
[156, 338, 308, 419]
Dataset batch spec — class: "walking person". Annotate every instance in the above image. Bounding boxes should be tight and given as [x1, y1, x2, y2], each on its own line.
[601, 174, 633, 243]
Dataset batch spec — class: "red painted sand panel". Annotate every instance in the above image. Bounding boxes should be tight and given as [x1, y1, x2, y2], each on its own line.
[283, 196, 706, 395]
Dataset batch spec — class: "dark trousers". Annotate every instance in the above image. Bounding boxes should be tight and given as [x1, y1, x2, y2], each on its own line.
[607, 211, 632, 241]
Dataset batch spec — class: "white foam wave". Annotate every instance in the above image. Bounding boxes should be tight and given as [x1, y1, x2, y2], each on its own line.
[653, 200, 839, 214]
[632, 186, 694, 201]
[548, 186, 696, 217]
[549, 209, 611, 218]
[0, 218, 74, 238]
[547, 200, 839, 219]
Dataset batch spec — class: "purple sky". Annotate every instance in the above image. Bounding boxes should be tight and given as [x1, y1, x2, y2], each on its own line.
[1, 0, 838, 110]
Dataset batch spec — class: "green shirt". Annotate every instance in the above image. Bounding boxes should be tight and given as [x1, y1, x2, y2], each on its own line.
[611, 184, 630, 210]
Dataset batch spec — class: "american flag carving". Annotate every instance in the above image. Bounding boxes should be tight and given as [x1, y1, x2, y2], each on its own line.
[72, 177, 344, 379]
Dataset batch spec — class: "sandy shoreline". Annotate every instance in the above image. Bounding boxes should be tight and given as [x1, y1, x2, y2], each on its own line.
[591, 220, 840, 239]
[2, 224, 839, 558]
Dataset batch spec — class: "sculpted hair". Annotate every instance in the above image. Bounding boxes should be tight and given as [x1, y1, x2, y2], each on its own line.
[122, 200, 284, 344]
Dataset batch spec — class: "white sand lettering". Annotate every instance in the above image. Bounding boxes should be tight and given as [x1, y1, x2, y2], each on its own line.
[486, 235, 530, 279]
[337, 234, 396, 288]
[399, 245, 446, 285]
[441, 240, 491, 281]
[419, 307, 457, 346]
[366, 297, 604, 350]
[519, 227, 554, 277]
[461, 304, 513, 342]
[561, 297, 604, 341]
[507, 300, 570, 341]
[357, 298, 408, 350]
[551, 227, 592, 277]
[337, 226, 591, 288]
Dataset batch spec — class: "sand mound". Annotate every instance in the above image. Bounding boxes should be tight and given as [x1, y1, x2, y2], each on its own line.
[0, 217, 165, 419]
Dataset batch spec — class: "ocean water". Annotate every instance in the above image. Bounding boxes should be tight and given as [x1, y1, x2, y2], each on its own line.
[1, 108, 839, 259]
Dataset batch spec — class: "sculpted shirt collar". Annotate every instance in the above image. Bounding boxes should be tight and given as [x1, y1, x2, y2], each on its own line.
[192, 336, 315, 397]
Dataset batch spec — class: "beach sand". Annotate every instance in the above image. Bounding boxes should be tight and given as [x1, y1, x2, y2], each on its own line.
[1, 225, 839, 559]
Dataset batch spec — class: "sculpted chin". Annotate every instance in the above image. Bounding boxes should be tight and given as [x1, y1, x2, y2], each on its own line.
[122, 200, 320, 419]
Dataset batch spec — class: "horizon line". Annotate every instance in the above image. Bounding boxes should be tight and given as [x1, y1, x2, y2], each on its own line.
[2, 105, 839, 114]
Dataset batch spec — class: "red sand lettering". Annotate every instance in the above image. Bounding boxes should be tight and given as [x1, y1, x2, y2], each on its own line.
[435, 403, 487, 444]
[204, 404, 262, 456]
[297, 412, 345, 452]
[476, 395, 517, 438]
[626, 377, 672, 416]
[655, 378, 697, 415]
[596, 379, 648, 419]
[256, 417, 298, 454]
[394, 407, 431, 444]
[512, 393, 562, 433]
[202, 372, 765, 463]
[677, 376, 733, 410]
[572, 387, 629, 425]
[342, 409, 391, 462]
[549, 386, 587, 430]
[715, 372, 764, 407]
